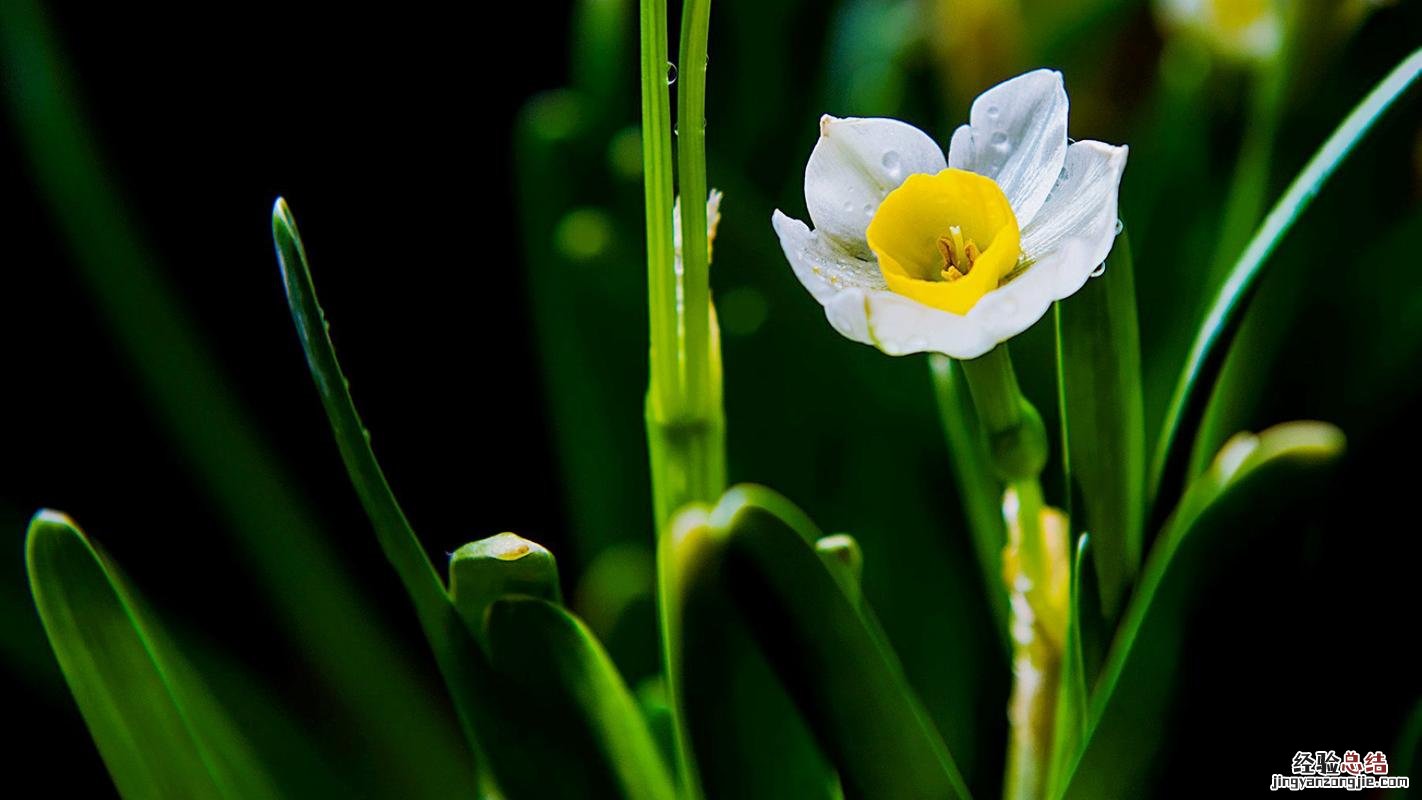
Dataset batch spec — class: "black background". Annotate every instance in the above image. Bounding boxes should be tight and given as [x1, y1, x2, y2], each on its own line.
[2, 4, 572, 794]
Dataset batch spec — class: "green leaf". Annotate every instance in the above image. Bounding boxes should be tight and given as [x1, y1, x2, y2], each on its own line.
[271, 199, 486, 773]
[481, 597, 678, 800]
[690, 485, 973, 799]
[1149, 47, 1422, 514]
[664, 506, 839, 800]
[1062, 422, 1345, 800]
[1054, 229, 1144, 619]
[929, 355, 1010, 649]
[26, 512, 278, 800]
[449, 533, 563, 627]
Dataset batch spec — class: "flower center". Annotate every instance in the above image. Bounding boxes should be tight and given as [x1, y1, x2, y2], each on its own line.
[866, 168, 1021, 315]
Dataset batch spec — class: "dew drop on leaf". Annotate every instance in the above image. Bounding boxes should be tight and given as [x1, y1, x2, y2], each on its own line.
[666, 62, 677, 85]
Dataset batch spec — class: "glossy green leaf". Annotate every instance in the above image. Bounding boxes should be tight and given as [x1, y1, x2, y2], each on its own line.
[1149, 47, 1422, 514]
[688, 485, 972, 799]
[1054, 229, 1144, 619]
[1062, 422, 1345, 799]
[481, 597, 677, 800]
[664, 506, 838, 800]
[26, 512, 277, 800]
[272, 199, 486, 771]
[929, 355, 1010, 647]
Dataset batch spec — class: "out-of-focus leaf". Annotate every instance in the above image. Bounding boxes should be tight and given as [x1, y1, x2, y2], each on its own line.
[1055, 229, 1144, 620]
[1062, 422, 1345, 800]
[0, 4, 473, 791]
[929, 355, 1010, 648]
[1395, 697, 1422, 800]
[26, 512, 277, 800]
[481, 597, 677, 800]
[664, 506, 838, 800]
[1149, 47, 1422, 516]
[684, 485, 972, 799]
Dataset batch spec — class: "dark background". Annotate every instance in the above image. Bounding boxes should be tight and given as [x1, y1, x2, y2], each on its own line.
[2, 3, 572, 794]
[3, 2, 1420, 797]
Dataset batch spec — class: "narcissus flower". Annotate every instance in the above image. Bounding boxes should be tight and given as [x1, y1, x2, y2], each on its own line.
[772, 69, 1127, 359]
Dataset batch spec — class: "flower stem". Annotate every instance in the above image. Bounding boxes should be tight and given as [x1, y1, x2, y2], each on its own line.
[641, 0, 724, 796]
[677, 0, 714, 420]
[958, 345, 1066, 800]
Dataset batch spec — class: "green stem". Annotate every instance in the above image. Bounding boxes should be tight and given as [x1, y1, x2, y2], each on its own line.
[928, 355, 1011, 653]
[959, 346, 1049, 483]
[643, 1, 724, 796]
[677, 0, 714, 419]
[1204, 4, 1296, 291]
[640, 0, 677, 414]
[958, 346, 1064, 800]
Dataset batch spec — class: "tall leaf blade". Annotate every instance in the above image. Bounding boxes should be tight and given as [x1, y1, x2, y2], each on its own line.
[26, 512, 277, 800]
[272, 199, 486, 774]
[1062, 422, 1345, 799]
[1149, 48, 1422, 514]
[1055, 229, 1144, 619]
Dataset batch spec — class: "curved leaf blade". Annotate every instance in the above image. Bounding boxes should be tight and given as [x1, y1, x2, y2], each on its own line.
[1149, 48, 1422, 514]
[26, 512, 277, 800]
[698, 485, 972, 799]
[481, 597, 678, 800]
[665, 506, 839, 800]
[1062, 422, 1345, 799]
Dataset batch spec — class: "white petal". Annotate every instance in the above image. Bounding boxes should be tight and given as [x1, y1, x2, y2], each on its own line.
[820, 288, 999, 359]
[805, 115, 946, 258]
[1020, 140, 1128, 294]
[947, 69, 1068, 226]
[772, 210, 885, 304]
[964, 140, 1128, 346]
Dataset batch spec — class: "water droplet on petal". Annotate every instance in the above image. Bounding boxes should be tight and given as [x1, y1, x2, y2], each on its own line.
[666, 62, 678, 85]
[863, 203, 874, 216]
[1115, 218, 1124, 235]
[843, 200, 854, 213]
[880, 150, 901, 175]
[991, 131, 1008, 146]
[987, 105, 1000, 118]
[1091, 262, 1106, 278]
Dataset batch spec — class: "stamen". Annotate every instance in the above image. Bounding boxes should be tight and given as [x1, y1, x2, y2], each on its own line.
[937, 225, 981, 282]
